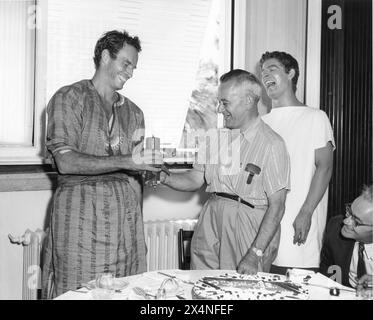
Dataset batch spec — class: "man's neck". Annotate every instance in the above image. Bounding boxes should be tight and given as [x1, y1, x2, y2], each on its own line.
[239, 112, 260, 133]
[271, 90, 305, 108]
[91, 71, 117, 104]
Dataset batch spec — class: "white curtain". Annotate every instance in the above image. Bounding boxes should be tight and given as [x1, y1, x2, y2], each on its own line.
[46, 0, 227, 147]
[0, 0, 35, 146]
[244, 0, 307, 113]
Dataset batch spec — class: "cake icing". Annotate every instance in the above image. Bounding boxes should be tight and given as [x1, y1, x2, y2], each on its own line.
[192, 272, 309, 300]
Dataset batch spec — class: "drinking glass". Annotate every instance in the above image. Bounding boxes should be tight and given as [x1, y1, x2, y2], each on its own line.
[92, 272, 115, 299]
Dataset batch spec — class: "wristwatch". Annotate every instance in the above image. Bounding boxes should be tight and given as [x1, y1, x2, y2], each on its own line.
[251, 247, 263, 258]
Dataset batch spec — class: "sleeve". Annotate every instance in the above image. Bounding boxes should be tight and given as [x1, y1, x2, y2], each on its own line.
[45, 88, 82, 158]
[313, 110, 336, 151]
[131, 107, 145, 154]
[262, 139, 291, 197]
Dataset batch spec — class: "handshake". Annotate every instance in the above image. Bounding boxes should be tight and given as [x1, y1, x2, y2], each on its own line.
[131, 144, 170, 188]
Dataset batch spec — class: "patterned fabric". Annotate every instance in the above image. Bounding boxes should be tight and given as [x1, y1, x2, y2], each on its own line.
[357, 242, 367, 278]
[42, 80, 146, 298]
[191, 118, 290, 269]
[195, 118, 291, 206]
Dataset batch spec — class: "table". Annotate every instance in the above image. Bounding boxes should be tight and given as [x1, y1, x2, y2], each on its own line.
[55, 269, 358, 300]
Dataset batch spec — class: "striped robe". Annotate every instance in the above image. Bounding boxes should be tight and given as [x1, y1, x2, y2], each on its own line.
[191, 118, 291, 270]
[42, 80, 146, 298]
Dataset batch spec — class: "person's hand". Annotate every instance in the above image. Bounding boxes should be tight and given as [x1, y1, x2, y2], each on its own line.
[293, 207, 313, 245]
[237, 250, 261, 275]
[357, 274, 373, 299]
[159, 171, 169, 184]
[131, 149, 164, 172]
[358, 274, 373, 287]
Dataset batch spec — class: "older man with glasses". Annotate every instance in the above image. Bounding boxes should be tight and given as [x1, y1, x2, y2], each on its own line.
[320, 184, 373, 290]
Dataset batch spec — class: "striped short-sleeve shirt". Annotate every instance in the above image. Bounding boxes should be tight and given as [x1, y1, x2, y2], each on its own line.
[195, 118, 290, 206]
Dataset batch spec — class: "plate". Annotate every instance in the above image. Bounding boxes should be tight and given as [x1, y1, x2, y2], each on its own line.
[112, 279, 129, 290]
[85, 278, 129, 291]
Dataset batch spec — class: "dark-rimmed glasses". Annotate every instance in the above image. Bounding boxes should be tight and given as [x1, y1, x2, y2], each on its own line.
[345, 203, 373, 227]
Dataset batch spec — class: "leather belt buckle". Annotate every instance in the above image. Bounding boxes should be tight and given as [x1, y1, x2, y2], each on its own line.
[214, 192, 254, 209]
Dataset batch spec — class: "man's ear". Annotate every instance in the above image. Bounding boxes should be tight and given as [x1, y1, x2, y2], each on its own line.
[101, 49, 110, 65]
[288, 68, 296, 81]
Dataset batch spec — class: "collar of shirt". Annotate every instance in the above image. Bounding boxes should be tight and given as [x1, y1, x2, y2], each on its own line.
[349, 242, 373, 287]
[363, 242, 373, 260]
[114, 93, 125, 108]
[241, 117, 261, 142]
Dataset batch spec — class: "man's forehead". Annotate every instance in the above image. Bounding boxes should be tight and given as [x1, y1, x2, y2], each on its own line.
[262, 58, 283, 69]
[352, 196, 373, 221]
[218, 80, 242, 95]
[117, 45, 138, 61]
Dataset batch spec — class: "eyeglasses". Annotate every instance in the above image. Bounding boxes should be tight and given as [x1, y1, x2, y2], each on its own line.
[345, 204, 373, 227]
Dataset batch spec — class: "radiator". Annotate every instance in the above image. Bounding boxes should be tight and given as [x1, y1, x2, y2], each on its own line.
[8, 219, 196, 299]
[144, 219, 197, 271]
[8, 229, 46, 300]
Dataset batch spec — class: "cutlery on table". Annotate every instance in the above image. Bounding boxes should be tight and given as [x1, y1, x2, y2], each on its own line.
[301, 282, 355, 293]
[72, 289, 89, 294]
[157, 271, 195, 285]
[132, 287, 156, 299]
[78, 283, 123, 293]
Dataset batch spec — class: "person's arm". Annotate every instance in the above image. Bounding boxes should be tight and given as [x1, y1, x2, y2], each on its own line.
[54, 148, 163, 175]
[293, 141, 334, 245]
[237, 188, 287, 274]
[160, 169, 205, 192]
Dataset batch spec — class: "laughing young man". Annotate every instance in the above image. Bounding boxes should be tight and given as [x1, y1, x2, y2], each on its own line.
[260, 51, 335, 274]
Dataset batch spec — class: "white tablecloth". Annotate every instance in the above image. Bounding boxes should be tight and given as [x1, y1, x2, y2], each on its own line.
[55, 269, 358, 300]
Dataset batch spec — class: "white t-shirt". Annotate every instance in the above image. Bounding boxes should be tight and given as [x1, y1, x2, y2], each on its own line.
[349, 242, 373, 288]
[262, 106, 335, 267]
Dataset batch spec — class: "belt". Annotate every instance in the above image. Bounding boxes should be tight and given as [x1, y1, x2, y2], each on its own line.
[214, 192, 255, 208]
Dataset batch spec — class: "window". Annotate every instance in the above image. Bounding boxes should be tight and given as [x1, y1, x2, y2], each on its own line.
[0, 0, 47, 164]
[0, 0, 232, 164]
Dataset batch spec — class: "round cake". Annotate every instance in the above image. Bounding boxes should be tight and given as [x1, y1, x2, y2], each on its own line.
[192, 273, 309, 300]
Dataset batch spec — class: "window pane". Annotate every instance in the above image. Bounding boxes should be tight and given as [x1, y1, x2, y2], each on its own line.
[46, 0, 230, 148]
[0, 0, 35, 146]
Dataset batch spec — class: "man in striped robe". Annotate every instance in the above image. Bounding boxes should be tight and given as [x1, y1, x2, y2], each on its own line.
[160, 69, 291, 274]
[41, 30, 163, 298]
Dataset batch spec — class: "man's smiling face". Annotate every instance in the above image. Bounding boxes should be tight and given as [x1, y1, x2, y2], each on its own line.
[341, 195, 373, 243]
[217, 80, 250, 130]
[261, 58, 293, 100]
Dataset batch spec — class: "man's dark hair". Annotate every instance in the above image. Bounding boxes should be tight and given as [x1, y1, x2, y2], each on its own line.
[93, 30, 142, 69]
[220, 69, 262, 103]
[259, 51, 299, 93]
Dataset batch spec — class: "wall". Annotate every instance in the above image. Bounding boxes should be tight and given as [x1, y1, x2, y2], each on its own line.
[0, 183, 206, 300]
[0, 190, 53, 300]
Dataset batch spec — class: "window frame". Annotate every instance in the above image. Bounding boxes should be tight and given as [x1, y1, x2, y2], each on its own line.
[0, 0, 233, 172]
[0, 0, 48, 165]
